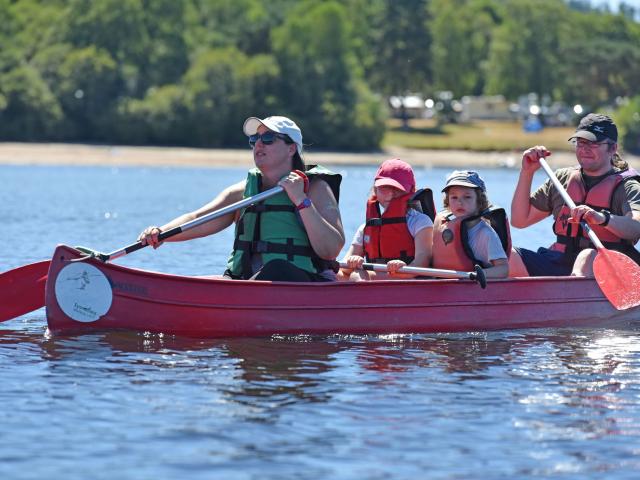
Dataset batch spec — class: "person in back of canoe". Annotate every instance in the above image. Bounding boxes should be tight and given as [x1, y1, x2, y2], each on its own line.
[432, 170, 509, 279]
[510, 113, 640, 277]
[138, 115, 345, 282]
[338, 158, 434, 281]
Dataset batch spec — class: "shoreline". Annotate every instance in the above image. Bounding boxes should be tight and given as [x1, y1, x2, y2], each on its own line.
[0, 141, 634, 169]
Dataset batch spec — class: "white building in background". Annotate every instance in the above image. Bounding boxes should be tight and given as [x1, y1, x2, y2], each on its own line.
[388, 94, 429, 119]
[458, 95, 515, 122]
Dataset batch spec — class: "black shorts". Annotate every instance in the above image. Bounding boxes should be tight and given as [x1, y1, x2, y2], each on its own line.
[514, 246, 576, 277]
[225, 259, 333, 282]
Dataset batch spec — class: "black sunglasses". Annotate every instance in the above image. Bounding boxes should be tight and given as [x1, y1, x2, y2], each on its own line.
[248, 132, 292, 148]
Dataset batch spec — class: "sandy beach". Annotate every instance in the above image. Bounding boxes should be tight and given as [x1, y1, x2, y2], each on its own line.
[0, 141, 603, 169]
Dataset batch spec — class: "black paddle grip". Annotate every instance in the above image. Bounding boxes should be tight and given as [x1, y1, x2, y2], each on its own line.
[121, 226, 184, 256]
[470, 265, 487, 289]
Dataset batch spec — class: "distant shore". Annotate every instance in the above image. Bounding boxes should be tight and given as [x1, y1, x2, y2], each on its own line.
[1, 141, 635, 169]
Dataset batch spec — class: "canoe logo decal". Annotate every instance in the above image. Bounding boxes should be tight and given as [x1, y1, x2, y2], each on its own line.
[442, 228, 454, 245]
[54, 263, 113, 323]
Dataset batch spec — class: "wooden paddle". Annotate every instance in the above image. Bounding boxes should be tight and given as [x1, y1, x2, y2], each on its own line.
[340, 262, 487, 288]
[539, 157, 640, 310]
[0, 186, 284, 322]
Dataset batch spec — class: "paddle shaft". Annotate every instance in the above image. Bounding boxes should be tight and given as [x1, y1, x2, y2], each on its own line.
[339, 262, 487, 288]
[105, 186, 284, 261]
[538, 158, 605, 250]
[343, 262, 473, 279]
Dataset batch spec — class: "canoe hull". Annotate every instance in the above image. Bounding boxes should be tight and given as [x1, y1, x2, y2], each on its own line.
[45, 245, 639, 338]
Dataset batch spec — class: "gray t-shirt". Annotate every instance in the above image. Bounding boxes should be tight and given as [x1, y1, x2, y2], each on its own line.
[467, 220, 507, 267]
[530, 167, 640, 218]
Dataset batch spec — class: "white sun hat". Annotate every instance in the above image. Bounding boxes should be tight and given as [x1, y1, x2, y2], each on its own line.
[243, 116, 303, 154]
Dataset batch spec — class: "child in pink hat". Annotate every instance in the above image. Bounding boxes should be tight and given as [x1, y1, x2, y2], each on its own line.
[338, 158, 434, 281]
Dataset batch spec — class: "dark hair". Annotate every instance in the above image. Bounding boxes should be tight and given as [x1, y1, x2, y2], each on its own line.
[608, 144, 628, 170]
[292, 151, 305, 171]
[281, 134, 305, 171]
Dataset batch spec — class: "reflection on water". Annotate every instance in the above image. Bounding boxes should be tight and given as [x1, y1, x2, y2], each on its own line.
[2, 322, 640, 479]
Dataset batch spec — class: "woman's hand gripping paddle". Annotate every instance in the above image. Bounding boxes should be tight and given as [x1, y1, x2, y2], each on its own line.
[0, 186, 284, 322]
[539, 157, 640, 310]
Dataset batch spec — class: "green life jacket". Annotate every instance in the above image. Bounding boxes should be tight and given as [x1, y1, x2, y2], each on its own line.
[225, 165, 341, 279]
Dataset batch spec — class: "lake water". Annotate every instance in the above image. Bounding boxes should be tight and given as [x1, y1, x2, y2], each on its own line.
[2, 164, 640, 479]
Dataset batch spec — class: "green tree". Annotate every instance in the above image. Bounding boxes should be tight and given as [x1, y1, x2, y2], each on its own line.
[616, 96, 640, 155]
[137, 0, 189, 87]
[62, 0, 190, 92]
[272, 1, 385, 150]
[179, 47, 281, 147]
[54, 46, 120, 140]
[184, 0, 296, 55]
[353, 0, 433, 96]
[558, 11, 640, 106]
[116, 84, 191, 145]
[6, 0, 67, 63]
[64, 0, 148, 64]
[430, 0, 502, 96]
[0, 0, 21, 73]
[0, 65, 63, 140]
[484, 0, 569, 101]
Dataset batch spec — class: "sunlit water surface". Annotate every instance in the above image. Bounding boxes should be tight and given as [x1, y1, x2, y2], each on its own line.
[2, 164, 640, 479]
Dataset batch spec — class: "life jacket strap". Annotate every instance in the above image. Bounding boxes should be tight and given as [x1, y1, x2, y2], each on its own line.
[365, 216, 407, 227]
[366, 254, 415, 265]
[233, 238, 315, 260]
[555, 235, 632, 250]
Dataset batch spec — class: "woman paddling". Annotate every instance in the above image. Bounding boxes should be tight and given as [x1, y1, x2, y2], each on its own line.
[138, 116, 345, 282]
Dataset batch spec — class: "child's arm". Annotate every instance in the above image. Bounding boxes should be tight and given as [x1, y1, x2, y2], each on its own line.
[474, 224, 509, 279]
[481, 258, 509, 279]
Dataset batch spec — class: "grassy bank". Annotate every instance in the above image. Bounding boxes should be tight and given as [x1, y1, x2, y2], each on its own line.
[383, 119, 575, 152]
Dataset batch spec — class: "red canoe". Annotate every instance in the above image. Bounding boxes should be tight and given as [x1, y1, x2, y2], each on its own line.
[45, 245, 639, 338]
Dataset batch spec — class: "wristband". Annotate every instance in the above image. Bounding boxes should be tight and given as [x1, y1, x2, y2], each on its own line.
[599, 209, 611, 227]
[296, 197, 312, 211]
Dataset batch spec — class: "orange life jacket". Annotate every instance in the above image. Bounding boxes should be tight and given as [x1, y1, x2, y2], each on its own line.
[432, 207, 511, 270]
[363, 189, 436, 264]
[550, 167, 640, 254]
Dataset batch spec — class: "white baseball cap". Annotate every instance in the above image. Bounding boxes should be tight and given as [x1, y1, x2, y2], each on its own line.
[243, 116, 303, 155]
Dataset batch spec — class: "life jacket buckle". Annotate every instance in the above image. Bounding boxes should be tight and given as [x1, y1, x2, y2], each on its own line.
[253, 240, 269, 253]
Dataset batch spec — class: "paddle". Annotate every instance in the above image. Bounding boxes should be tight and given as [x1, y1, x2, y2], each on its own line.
[0, 186, 284, 322]
[76, 186, 284, 262]
[0, 260, 50, 322]
[340, 261, 487, 288]
[539, 157, 640, 310]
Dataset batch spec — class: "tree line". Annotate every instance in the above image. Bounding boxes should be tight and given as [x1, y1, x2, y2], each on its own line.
[1, 0, 639, 152]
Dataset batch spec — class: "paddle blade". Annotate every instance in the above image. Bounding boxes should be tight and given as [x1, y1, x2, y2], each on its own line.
[593, 250, 640, 310]
[0, 260, 50, 321]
